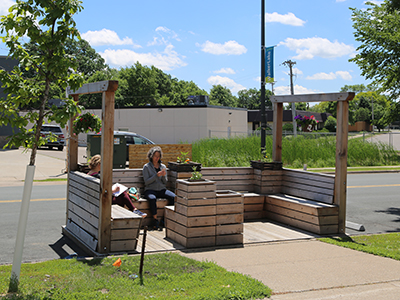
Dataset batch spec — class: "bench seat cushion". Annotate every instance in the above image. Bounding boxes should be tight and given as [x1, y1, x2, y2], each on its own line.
[265, 194, 339, 235]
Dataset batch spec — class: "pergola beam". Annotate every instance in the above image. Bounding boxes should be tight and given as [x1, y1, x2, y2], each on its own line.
[271, 92, 354, 103]
[67, 80, 118, 96]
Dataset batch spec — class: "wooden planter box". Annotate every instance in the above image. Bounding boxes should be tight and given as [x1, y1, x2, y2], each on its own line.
[168, 161, 202, 172]
[250, 160, 282, 170]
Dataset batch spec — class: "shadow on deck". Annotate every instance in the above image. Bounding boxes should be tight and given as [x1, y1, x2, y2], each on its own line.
[137, 220, 320, 254]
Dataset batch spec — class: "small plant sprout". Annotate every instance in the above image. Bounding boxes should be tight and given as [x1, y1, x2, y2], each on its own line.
[177, 151, 190, 164]
[190, 166, 203, 180]
[261, 150, 273, 162]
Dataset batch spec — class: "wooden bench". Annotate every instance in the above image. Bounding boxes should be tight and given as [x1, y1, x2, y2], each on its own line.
[112, 169, 170, 227]
[64, 171, 142, 254]
[264, 168, 338, 234]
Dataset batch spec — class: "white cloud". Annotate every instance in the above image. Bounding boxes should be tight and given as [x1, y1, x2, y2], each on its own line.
[293, 67, 303, 76]
[207, 75, 246, 93]
[99, 45, 187, 71]
[274, 85, 318, 95]
[155, 26, 180, 41]
[306, 71, 352, 80]
[199, 40, 247, 55]
[81, 29, 138, 47]
[279, 37, 355, 60]
[149, 26, 181, 46]
[336, 0, 346, 2]
[365, 0, 383, 4]
[0, 0, 14, 16]
[214, 68, 236, 75]
[265, 12, 306, 26]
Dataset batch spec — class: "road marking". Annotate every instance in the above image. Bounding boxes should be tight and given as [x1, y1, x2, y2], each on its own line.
[0, 198, 65, 203]
[348, 184, 400, 188]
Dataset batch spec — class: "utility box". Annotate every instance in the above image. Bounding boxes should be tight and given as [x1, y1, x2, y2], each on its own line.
[87, 134, 126, 169]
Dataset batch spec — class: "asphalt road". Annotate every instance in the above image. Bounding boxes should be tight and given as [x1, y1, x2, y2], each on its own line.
[1, 172, 399, 265]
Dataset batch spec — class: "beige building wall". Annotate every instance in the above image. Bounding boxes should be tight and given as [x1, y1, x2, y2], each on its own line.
[81, 106, 247, 144]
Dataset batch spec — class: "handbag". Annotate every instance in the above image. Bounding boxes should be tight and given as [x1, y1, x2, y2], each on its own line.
[128, 187, 140, 201]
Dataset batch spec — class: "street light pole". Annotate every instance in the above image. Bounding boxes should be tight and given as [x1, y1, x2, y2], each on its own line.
[260, 0, 266, 151]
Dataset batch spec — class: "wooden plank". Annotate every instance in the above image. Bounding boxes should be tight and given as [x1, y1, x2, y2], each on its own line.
[111, 228, 140, 240]
[110, 239, 137, 252]
[216, 213, 243, 225]
[177, 190, 216, 200]
[129, 144, 192, 169]
[69, 171, 101, 192]
[267, 204, 338, 225]
[281, 186, 333, 204]
[165, 207, 216, 227]
[216, 234, 243, 246]
[176, 196, 216, 207]
[67, 80, 118, 96]
[335, 100, 349, 234]
[175, 203, 216, 217]
[68, 108, 79, 172]
[216, 224, 243, 235]
[68, 201, 99, 228]
[65, 220, 98, 251]
[68, 192, 100, 216]
[270, 92, 355, 103]
[216, 191, 243, 204]
[243, 193, 265, 204]
[167, 219, 215, 238]
[166, 229, 216, 248]
[201, 167, 254, 176]
[216, 203, 243, 215]
[244, 203, 264, 212]
[265, 195, 338, 216]
[266, 212, 338, 234]
[177, 180, 216, 193]
[67, 209, 98, 238]
[283, 168, 335, 182]
[244, 211, 264, 220]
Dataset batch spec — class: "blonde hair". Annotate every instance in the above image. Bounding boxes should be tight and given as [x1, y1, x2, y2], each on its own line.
[147, 146, 163, 162]
[89, 154, 101, 170]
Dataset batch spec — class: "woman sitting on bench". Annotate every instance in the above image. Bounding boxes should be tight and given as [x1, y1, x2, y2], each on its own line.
[88, 155, 147, 218]
[143, 146, 176, 230]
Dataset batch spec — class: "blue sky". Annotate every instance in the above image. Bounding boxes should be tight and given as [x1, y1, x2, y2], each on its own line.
[0, 0, 383, 96]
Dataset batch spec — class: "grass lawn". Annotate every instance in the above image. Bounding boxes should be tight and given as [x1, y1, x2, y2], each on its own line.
[319, 233, 400, 261]
[0, 253, 271, 300]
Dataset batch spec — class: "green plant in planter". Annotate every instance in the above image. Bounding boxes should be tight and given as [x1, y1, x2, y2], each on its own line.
[190, 166, 203, 180]
[177, 151, 190, 164]
[73, 112, 102, 134]
[260, 150, 273, 162]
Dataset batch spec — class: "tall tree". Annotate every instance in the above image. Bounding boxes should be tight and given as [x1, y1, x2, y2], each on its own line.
[350, 2, 400, 101]
[237, 88, 272, 110]
[0, 0, 84, 291]
[209, 85, 237, 107]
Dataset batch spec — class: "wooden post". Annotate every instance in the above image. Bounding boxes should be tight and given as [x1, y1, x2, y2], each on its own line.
[334, 100, 349, 233]
[68, 94, 79, 172]
[98, 90, 115, 253]
[272, 102, 283, 162]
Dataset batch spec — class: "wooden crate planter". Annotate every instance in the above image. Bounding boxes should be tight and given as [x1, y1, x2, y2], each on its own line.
[251, 160, 282, 170]
[165, 179, 217, 248]
[168, 161, 202, 172]
[242, 193, 265, 220]
[216, 190, 244, 246]
[253, 168, 283, 194]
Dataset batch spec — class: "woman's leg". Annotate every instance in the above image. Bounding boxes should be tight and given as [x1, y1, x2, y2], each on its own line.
[112, 192, 136, 211]
[161, 189, 176, 206]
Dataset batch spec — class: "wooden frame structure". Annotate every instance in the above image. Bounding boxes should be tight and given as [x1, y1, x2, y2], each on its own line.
[66, 80, 118, 254]
[270, 92, 355, 233]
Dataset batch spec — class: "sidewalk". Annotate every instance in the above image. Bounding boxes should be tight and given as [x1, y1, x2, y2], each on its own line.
[2, 147, 400, 298]
[181, 240, 400, 299]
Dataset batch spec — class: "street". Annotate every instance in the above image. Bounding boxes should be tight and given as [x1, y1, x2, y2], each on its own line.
[0, 172, 399, 265]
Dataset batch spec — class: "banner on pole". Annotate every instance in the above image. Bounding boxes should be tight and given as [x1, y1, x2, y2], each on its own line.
[265, 46, 274, 80]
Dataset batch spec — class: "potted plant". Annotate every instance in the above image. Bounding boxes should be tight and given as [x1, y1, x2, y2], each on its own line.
[168, 151, 202, 172]
[250, 150, 283, 170]
[294, 114, 318, 132]
[73, 112, 102, 135]
[187, 166, 205, 182]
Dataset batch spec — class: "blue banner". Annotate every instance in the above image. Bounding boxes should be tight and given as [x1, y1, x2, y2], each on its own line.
[265, 46, 274, 80]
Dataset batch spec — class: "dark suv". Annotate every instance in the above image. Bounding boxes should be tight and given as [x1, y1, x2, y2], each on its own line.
[40, 124, 65, 151]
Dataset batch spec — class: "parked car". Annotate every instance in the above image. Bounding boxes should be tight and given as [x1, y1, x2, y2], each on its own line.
[114, 131, 155, 161]
[39, 124, 65, 151]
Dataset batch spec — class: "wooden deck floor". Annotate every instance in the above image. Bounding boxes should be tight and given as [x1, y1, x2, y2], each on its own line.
[136, 220, 320, 253]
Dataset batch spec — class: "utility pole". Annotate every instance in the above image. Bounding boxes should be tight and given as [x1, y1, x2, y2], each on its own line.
[282, 60, 297, 137]
[260, 0, 266, 151]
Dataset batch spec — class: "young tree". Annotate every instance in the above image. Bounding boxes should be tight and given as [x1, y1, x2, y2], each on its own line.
[0, 0, 84, 291]
[209, 84, 238, 107]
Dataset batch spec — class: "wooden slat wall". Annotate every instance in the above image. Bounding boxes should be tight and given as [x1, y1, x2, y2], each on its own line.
[66, 171, 100, 251]
[201, 167, 255, 192]
[129, 144, 192, 169]
[282, 168, 335, 204]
